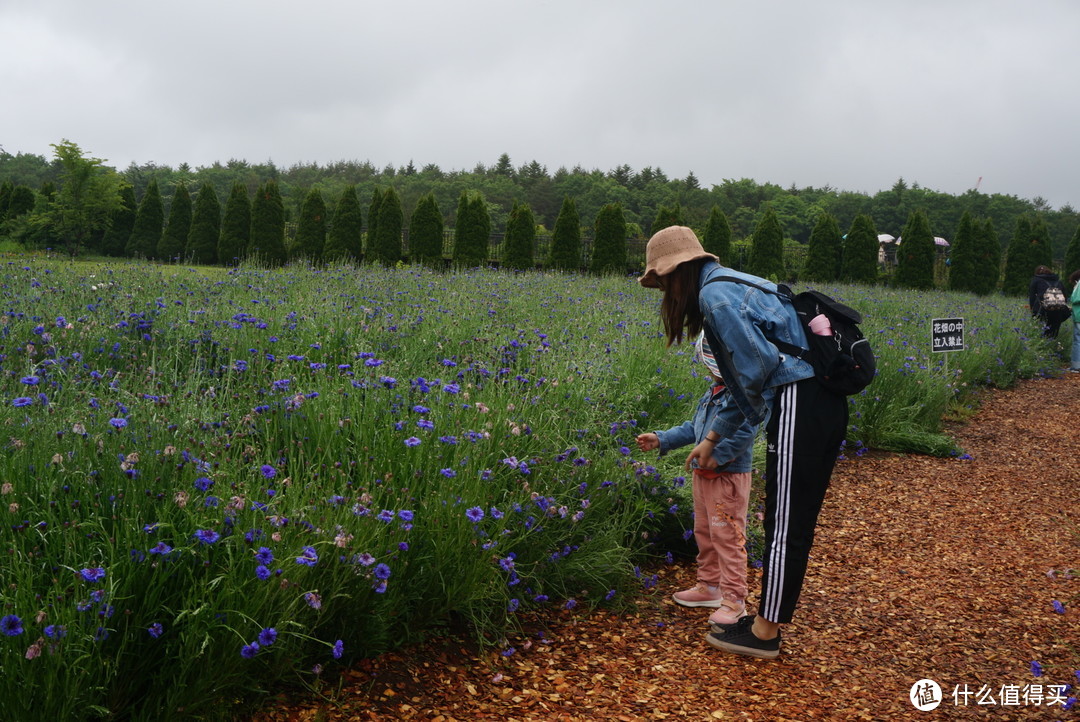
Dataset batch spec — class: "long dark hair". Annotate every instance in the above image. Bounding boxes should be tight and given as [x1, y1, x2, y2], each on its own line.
[659, 258, 709, 347]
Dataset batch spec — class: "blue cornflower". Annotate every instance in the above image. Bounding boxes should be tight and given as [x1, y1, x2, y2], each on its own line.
[377, 509, 395, 523]
[12, 397, 33, 407]
[332, 639, 344, 659]
[148, 622, 163, 638]
[305, 592, 322, 610]
[501, 647, 516, 657]
[194, 477, 214, 492]
[254, 547, 274, 564]
[258, 628, 277, 646]
[565, 599, 577, 610]
[507, 598, 520, 612]
[404, 436, 421, 447]
[373, 563, 392, 580]
[605, 589, 617, 601]
[260, 464, 276, 479]
[1030, 660, 1044, 677]
[241, 642, 260, 659]
[355, 552, 375, 566]
[412, 405, 430, 413]
[109, 417, 128, 429]
[440, 468, 456, 478]
[398, 542, 409, 551]
[398, 510, 414, 522]
[149, 542, 173, 555]
[490, 507, 504, 519]
[255, 564, 271, 581]
[1, 615, 23, 636]
[296, 546, 319, 566]
[194, 529, 220, 545]
[443, 383, 460, 394]
[1053, 599, 1066, 614]
[20, 376, 39, 385]
[43, 624, 65, 639]
[79, 567, 106, 583]
[416, 418, 434, 430]
[465, 506, 484, 523]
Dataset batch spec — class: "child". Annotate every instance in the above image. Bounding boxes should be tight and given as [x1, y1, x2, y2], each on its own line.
[636, 332, 759, 627]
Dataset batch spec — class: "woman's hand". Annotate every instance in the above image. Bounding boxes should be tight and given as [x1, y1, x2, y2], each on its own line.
[685, 438, 719, 470]
[635, 433, 659, 452]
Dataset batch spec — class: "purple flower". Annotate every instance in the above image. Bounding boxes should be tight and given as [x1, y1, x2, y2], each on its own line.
[79, 567, 106, 583]
[507, 598, 520, 612]
[241, 642, 260, 659]
[373, 563, 392, 580]
[377, 509, 395, 523]
[149, 542, 173, 555]
[12, 397, 33, 407]
[258, 628, 277, 646]
[109, 417, 128, 429]
[194, 477, 214, 492]
[355, 552, 375, 567]
[1, 615, 23, 636]
[404, 436, 421, 447]
[398, 510, 414, 522]
[465, 506, 484, 523]
[194, 529, 220, 545]
[260, 464, 276, 479]
[1052, 599, 1066, 614]
[1030, 660, 1044, 677]
[20, 376, 39, 385]
[305, 592, 322, 609]
[43, 624, 65, 639]
[148, 622, 163, 638]
[295, 546, 318, 566]
[565, 599, 577, 610]
[254, 547, 274, 564]
[332, 639, 344, 659]
[440, 468, 456, 478]
[255, 565, 271, 580]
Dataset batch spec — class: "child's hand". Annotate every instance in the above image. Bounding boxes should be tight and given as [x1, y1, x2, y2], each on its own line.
[635, 433, 659, 452]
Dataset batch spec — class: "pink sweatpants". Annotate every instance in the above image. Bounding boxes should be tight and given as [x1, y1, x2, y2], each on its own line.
[692, 469, 751, 602]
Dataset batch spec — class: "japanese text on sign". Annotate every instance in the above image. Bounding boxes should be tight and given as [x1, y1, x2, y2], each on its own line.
[931, 317, 964, 353]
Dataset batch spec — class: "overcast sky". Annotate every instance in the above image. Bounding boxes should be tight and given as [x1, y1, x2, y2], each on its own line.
[4, 1, 1080, 209]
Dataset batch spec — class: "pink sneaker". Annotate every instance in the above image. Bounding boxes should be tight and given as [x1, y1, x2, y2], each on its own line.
[708, 599, 747, 626]
[672, 583, 725, 608]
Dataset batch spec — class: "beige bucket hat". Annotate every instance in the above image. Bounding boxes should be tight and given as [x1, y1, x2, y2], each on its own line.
[637, 225, 717, 288]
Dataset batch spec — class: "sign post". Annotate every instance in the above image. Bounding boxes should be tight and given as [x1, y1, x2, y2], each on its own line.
[931, 317, 964, 375]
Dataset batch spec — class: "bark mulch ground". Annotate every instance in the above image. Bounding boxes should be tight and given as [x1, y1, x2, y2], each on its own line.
[253, 372, 1080, 720]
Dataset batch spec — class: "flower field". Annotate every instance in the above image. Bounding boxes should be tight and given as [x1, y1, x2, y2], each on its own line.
[0, 258, 1061, 720]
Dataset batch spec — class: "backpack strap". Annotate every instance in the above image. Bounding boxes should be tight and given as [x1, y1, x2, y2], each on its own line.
[701, 276, 805, 358]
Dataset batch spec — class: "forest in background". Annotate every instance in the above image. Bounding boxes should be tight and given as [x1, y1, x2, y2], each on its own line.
[2, 147, 1079, 258]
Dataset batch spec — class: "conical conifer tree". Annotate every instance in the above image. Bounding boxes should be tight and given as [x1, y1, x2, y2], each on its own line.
[803, 212, 843, 282]
[947, 211, 978, 293]
[840, 214, 880, 285]
[293, 187, 327, 263]
[453, 191, 490, 266]
[1064, 223, 1080, 283]
[1002, 215, 1034, 296]
[747, 207, 785, 280]
[650, 203, 683, 235]
[1029, 216, 1053, 271]
[701, 206, 732, 265]
[186, 182, 220, 265]
[101, 184, 137, 257]
[127, 178, 164, 259]
[325, 185, 362, 262]
[0, 181, 11, 220]
[372, 186, 403, 265]
[548, 196, 581, 271]
[502, 201, 536, 271]
[893, 210, 936, 290]
[366, 189, 384, 259]
[972, 218, 1002, 295]
[408, 193, 443, 265]
[590, 203, 626, 274]
[218, 181, 251, 266]
[158, 183, 193, 261]
[250, 180, 287, 266]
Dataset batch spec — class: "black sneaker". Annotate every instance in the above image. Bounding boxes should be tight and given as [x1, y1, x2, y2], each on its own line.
[709, 613, 755, 635]
[706, 619, 781, 659]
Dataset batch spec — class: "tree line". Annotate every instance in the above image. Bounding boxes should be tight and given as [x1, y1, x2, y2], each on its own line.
[1, 141, 1079, 294]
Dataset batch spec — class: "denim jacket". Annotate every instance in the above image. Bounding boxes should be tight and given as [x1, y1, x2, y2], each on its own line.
[655, 383, 757, 472]
[698, 262, 814, 437]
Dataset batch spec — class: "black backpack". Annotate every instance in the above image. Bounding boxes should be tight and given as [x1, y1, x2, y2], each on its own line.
[1040, 283, 1070, 324]
[702, 276, 876, 396]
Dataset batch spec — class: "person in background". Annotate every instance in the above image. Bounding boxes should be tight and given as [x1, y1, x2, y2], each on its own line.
[635, 332, 758, 628]
[638, 226, 848, 659]
[1028, 265, 1070, 340]
[1069, 269, 1080, 373]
